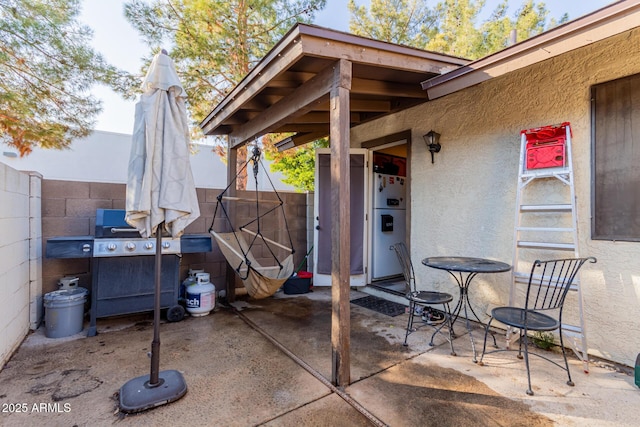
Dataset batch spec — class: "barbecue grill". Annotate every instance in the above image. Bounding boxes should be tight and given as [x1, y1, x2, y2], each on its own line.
[46, 209, 212, 336]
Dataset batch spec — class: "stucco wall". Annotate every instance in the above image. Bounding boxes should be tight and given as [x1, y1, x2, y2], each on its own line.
[351, 28, 640, 367]
[0, 164, 42, 368]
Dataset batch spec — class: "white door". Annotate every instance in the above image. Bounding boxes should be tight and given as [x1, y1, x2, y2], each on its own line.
[313, 149, 368, 286]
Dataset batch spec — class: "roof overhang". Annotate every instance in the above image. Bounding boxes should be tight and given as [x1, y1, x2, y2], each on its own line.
[199, 23, 469, 149]
[422, 0, 640, 99]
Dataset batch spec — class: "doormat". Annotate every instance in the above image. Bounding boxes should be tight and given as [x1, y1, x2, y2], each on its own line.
[350, 295, 406, 317]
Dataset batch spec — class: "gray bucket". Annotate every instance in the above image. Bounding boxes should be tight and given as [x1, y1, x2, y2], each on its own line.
[44, 288, 88, 338]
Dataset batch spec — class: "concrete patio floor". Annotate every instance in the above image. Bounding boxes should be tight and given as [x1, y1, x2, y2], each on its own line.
[0, 287, 637, 426]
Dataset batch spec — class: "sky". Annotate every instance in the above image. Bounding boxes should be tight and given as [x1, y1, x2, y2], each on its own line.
[80, 0, 616, 135]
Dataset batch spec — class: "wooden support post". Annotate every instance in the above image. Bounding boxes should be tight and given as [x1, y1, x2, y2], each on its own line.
[330, 59, 352, 387]
[225, 141, 238, 302]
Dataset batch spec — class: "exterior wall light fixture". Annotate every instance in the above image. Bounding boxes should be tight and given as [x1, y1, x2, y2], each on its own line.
[423, 130, 441, 164]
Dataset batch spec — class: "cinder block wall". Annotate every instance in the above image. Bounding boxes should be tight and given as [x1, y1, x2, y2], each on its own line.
[0, 164, 41, 368]
[41, 180, 308, 295]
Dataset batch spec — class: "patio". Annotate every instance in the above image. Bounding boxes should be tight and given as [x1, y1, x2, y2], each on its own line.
[0, 287, 636, 426]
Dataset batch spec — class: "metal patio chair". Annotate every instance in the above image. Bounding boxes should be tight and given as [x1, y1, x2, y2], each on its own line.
[478, 257, 597, 395]
[391, 242, 456, 355]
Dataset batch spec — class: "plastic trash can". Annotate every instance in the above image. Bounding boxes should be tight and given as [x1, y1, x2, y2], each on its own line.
[44, 288, 88, 338]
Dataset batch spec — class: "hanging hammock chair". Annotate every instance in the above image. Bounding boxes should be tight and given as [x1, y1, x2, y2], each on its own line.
[210, 146, 295, 299]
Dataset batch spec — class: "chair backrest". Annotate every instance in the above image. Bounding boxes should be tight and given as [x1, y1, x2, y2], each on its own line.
[390, 242, 415, 294]
[525, 257, 597, 313]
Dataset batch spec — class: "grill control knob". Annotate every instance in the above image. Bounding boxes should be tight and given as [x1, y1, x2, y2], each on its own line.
[125, 242, 136, 251]
[162, 242, 171, 249]
[144, 242, 154, 250]
[107, 243, 117, 251]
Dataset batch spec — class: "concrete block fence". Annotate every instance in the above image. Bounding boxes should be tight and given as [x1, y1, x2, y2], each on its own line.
[0, 163, 42, 368]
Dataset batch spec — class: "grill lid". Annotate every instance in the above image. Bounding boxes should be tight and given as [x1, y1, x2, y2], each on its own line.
[95, 209, 140, 238]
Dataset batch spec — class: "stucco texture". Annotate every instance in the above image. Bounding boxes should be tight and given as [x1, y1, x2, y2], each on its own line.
[351, 28, 640, 367]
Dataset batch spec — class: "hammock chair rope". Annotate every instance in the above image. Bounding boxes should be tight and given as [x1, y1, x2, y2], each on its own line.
[210, 146, 295, 299]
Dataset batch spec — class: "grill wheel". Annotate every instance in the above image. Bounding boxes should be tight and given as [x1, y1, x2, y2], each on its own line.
[166, 304, 186, 322]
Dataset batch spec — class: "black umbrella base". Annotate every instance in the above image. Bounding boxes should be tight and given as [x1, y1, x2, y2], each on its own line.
[119, 370, 187, 413]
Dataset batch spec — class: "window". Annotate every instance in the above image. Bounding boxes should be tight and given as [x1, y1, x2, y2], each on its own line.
[591, 73, 640, 241]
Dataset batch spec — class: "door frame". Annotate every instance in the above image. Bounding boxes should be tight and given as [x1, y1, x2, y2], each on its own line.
[366, 138, 410, 284]
[313, 130, 412, 287]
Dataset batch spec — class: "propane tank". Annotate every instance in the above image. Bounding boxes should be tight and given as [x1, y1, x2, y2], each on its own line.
[185, 272, 216, 317]
[58, 276, 79, 290]
[180, 269, 204, 302]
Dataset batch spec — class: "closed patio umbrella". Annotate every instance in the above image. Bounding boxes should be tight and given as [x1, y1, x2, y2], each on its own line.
[120, 50, 199, 413]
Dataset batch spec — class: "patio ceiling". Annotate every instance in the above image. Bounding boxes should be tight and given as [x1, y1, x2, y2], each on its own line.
[199, 23, 469, 149]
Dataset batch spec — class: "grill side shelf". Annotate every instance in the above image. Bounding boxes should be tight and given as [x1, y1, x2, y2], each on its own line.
[180, 234, 213, 253]
[46, 236, 94, 258]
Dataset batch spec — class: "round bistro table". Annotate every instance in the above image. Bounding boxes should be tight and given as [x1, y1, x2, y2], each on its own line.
[422, 256, 511, 361]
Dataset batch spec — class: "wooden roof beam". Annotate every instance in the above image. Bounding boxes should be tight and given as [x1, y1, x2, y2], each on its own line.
[274, 131, 327, 151]
[272, 123, 329, 133]
[290, 111, 360, 124]
[300, 31, 461, 74]
[228, 61, 338, 148]
[351, 77, 426, 98]
[313, 99, 390, 113]
[201, 38, 304, 135]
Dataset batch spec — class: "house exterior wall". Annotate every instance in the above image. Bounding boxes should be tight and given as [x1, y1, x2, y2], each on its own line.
[351, 28, 640, 367]
[0, 163, 42, 368]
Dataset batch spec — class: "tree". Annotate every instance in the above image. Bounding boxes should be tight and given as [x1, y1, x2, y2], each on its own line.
[262, 133, 329, 192]
[349, 0, 566, 60]
[477, 1, 567, 58]
[348, 0, 436, 46]
[0, 0, 131, 156]
[124, 0, 326, 189]
[425, 0, 485, 58]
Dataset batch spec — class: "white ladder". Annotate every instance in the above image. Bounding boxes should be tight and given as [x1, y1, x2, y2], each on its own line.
[510, 123, 589, 373]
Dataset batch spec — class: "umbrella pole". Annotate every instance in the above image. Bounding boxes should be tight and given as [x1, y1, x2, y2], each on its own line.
[118, 222, 188, 413]
[149, 223, 163, 385]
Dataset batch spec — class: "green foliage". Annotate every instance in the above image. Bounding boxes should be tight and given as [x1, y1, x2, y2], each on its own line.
[348, 0, 436, 46]
[264, 138, 329, 192]
[532, 331, 555, 350]
[0, 0, 133, 155]
[349, 0, 568, 60]
[426, 0, 485, 58]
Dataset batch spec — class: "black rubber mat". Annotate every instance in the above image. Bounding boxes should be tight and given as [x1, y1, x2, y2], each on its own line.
[350, 295, 406, 317]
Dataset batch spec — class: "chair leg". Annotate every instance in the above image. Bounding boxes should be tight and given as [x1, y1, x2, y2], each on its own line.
[522, 328, 534, 396]
[444, 302, 456, 356]
[427, 304, 455, 351]
[517, 329, 524, 359]
[403, 301, 415, 346]
[478, 317, 494, 365]
[558, 327, 575, 387]
[490, 329, 498, 347]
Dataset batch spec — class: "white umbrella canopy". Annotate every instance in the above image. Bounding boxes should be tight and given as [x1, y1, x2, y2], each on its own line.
[126, 51, 199, 238]
[120, 50, 197, 413]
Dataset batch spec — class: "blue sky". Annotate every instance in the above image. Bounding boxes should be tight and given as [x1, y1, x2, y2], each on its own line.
[80, 0, 615, 135]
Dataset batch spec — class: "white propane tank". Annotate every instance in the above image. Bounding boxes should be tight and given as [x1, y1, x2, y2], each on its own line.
[185, 272, 215, 317]
[58, 276, 79, 290]
[180, 268, 204, 301]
